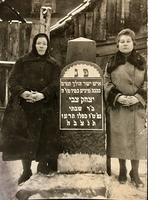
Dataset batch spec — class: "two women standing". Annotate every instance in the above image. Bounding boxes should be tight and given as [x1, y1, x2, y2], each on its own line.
[104, 28, 147, 187]
[0, 29, 146, 189]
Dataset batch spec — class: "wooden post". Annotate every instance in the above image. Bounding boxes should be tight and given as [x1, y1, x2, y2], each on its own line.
[85, 12, 93, 39]
[0, 21, 8, 60]
[78, 14, 85, 37]
[5, 68, 9, 106]
[29, 21, 40, 51]
[29, 6, 52, 51]
[19, 22, 32, 56]
[40, 6, 52, 37]
[7, 20, 21, 61]
[93, 0, 107, 41]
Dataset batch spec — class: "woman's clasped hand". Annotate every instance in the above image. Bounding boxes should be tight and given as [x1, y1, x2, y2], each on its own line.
[117, 95, 139, 106]
[20, 91, 44, 103]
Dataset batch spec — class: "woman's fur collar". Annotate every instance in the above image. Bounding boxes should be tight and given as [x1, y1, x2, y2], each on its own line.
[107, 50, 145, 73]
[19, 52, 59, 67]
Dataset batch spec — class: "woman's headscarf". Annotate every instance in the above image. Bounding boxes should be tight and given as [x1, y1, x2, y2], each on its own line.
[31, 33, 50, 57]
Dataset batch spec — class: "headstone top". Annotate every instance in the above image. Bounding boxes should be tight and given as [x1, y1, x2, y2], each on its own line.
[66, 37, 96, 64]
[68, 37, 95, 42]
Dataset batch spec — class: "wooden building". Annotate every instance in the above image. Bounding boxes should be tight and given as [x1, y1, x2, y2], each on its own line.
[3, 0, 83, 25]
[49, 0, 147, 69]
[3, 0, 32, 18]
[0, 0, 26, 22]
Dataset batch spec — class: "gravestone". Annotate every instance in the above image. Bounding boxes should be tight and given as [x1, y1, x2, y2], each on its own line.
[58, 37, 106, 173]
[16, 37, 110, 200]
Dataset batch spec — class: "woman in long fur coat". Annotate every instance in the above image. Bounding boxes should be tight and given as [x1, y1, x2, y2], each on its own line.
[0, 33, 61, 184]
[104, 29, 147, 188]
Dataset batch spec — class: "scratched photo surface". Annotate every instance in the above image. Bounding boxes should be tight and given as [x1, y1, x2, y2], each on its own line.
[0, 0, 147, 200]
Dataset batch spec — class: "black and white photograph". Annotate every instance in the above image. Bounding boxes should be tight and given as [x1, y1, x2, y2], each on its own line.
[0, 0, 147, 199]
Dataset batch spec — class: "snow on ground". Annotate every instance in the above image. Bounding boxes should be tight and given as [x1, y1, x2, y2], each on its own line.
[0, 153, 147, 200]
[110, 159, 147, 200]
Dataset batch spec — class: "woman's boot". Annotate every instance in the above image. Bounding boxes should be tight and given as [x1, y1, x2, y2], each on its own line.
[18, 160, 32, 185]
[37, 160, 49, 174]
[118, 159, 127, 184]
[48, 158, 57, 172]
[130, 160, 144, 188]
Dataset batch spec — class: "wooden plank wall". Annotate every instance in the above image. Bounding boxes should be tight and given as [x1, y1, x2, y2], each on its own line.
[0, 21, 32, 61]
[0, 20, 38, 124]
[50, 0, 147, 68]
[63, 0, 107, 41]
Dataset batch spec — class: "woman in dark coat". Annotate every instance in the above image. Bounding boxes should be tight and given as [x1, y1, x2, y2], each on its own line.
[1, 33, 61, 184]
[104, 29, 147, 188]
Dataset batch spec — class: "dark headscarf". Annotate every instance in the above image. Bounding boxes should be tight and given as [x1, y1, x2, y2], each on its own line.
[31, 33, 50, 57]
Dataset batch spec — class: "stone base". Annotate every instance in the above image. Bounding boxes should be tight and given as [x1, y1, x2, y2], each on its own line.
[58, 153, 106, 173]
[16, 173, 111, 199]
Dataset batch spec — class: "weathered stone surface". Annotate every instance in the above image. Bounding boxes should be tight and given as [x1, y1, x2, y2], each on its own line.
[58, 153, 106, 173]
[61, 131, 105, 155]
[66, 37, 96, 65]
[16, 173, 111, 199]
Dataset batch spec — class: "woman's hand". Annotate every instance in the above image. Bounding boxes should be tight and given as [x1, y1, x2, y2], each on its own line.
[20, 91, 32, 100]
[126, 96, 139, 105]
[117, 95, 129, 106]
[31, 92, 45, 102]
[117, 95, 139, 106]
[20, 91, 44, 103]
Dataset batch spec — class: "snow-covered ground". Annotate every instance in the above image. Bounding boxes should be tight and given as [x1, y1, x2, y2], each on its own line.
[0, 153, 147, 200]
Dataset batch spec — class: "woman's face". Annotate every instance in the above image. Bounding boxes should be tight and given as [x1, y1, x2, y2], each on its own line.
[118, 35, 134, 54]
[35, 37, 48, 55]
